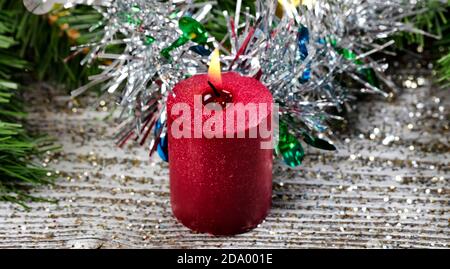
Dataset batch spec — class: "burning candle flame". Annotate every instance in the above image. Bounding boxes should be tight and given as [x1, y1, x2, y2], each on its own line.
[208, 48, 222, 87]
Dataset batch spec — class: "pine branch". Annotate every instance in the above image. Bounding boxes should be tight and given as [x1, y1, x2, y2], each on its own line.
[394, 1, 450, 84]
[0, 0, 101, 89]
[0, 2, 58, 208]
[437, 52, 450, 86]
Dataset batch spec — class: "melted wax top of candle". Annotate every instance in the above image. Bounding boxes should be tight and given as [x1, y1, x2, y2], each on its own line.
[168, 72, 273, 136]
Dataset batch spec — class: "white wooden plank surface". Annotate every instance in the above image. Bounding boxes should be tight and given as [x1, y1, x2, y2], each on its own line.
[0, 69, 448, 248]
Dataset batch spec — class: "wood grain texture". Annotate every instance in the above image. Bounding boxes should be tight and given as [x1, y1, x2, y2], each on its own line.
[0, 70, 448, 249]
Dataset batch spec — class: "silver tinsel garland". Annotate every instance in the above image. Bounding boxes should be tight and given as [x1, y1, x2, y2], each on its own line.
[24, 0, 442, 165]
[217, 0, 441, 165]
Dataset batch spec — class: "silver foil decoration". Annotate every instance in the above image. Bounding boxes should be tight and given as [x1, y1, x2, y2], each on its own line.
[25, 0, 442, 160]
[69, 0, 214, 155]
[217, 0, 441, 147]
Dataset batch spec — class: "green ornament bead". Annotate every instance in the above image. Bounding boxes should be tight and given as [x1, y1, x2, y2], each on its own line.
[144, 35, 155, 45]
[331, 40, 380, 88]
[361, 68, 379, 88]
[119, 6, 142, 25]
[121, 12, 141, 25]
[178, 17, 208, 44]
[342, 48, 356, 60]
[277, 122, 305, 167]
[328, 37, 337, 47]
[161, 17, 208, 59]
[161, 36, 188, 59]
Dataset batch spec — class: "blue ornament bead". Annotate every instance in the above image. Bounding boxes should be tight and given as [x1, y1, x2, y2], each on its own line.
[189, 45, 212, 56]
[157, 134, 169, 162]
[299, 68, 311, 83]
[297, 25, 311, 84]
[297, 26, 309, 60]
[154, 119, 169, 162]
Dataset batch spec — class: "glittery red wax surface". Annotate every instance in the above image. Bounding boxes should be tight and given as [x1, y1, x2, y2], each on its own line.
[167, 72, 274, 235]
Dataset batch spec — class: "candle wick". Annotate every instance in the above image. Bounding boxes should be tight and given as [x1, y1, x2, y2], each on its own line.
[208, 81, 221, 97]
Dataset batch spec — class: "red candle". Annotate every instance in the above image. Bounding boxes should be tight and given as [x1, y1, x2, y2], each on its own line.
[167, 53, 273, 235]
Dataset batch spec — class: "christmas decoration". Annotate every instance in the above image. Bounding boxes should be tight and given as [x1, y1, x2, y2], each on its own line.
[43, 0, 443, 168]
[60, 0, 215, 162]
[16, 0, 448, 215]
[276, 121, 305, 167]
[214, 0, 443, 167]
[7, 0, 448, 241]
